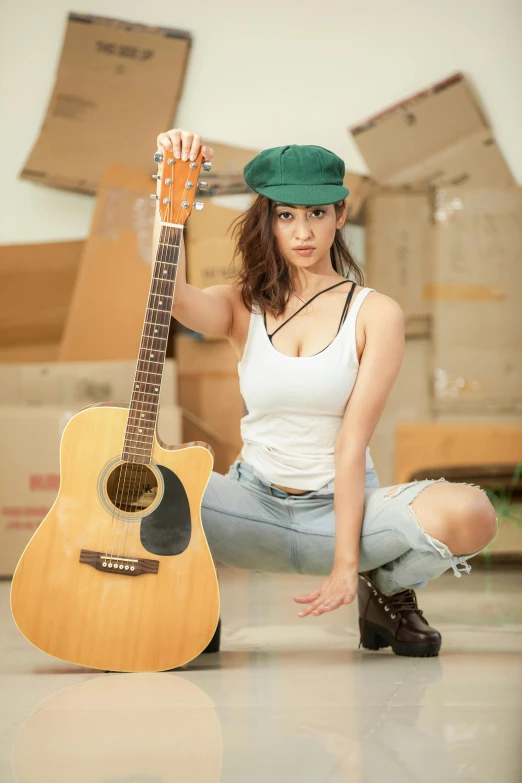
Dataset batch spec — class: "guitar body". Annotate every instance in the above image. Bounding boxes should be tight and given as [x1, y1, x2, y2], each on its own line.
[10, 403, 220, 672]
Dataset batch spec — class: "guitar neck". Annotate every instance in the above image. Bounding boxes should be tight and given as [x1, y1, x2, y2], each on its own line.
[122, 223, 183, 463]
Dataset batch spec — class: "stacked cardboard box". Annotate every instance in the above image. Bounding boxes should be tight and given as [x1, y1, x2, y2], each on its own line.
[0, 364, 180, 577]
[354, 72, 521, 555]
[1, 10, 195, 573]
[20, 12, 192, 195]
[0, 164, 187, 574]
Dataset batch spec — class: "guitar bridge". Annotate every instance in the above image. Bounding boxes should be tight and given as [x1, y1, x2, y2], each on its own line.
[79, 549, 159, 576]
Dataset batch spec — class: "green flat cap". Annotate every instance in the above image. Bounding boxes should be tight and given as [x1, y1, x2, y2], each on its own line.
[243, 144, 350, 206]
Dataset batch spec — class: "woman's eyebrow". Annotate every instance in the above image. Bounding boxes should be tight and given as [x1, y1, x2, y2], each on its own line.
[275, 203, 313, 209]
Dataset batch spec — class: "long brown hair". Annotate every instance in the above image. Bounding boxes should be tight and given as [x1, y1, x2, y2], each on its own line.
[225, 195, 364, 317]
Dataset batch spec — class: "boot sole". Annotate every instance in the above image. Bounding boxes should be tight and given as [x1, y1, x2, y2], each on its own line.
[359, 617, 441, 657]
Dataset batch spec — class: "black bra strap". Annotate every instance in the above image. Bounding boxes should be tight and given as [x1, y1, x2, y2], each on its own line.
[336, 280, 357, 334]
[265, 279, 355, 340]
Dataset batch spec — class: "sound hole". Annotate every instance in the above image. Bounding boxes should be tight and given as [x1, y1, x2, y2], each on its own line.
[106, 463, 158, 513]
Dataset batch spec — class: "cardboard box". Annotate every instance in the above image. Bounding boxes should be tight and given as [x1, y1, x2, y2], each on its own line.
[199, 139, 259, 193]
[185, 195, 254, 293]
[365, 186, 433, 338]
[59, 164, 168, 360]
[182, 140, 259, 301]
[0, 240, 84, 355]
[20, 12, 191, 195]
[365, 184, 522, 414]
[343, 172, 373, 225]
[175, 335, 243, 474]
[350, 72, 515, 188]
[368, 338, 433, 487]
[0, 404, 182, 577]
[0, 344, 62, 363]
[0, 359, 177, 407]
[395, 421, 522, 485]
[430, 186, 522, 414]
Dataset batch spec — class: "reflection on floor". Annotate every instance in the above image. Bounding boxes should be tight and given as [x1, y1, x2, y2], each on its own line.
[0, 564, 521, 782]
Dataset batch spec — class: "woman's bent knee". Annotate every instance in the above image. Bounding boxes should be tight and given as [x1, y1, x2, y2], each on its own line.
[409, 482, 498, 556]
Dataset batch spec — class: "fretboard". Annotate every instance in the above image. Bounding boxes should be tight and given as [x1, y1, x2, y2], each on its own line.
[122, 224, 182, 463]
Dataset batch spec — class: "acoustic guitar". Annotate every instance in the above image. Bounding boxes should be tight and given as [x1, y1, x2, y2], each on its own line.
[10, 149, 220, 672]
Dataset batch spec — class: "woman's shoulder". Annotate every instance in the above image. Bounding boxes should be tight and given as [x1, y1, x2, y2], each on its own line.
[360, 288, 404, 327]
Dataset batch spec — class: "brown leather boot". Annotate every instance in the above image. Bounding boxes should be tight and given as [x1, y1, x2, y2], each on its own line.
[357, 572, 441, 657]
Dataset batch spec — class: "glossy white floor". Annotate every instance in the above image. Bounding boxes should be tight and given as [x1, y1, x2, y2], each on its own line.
[1, 563, 521, 782]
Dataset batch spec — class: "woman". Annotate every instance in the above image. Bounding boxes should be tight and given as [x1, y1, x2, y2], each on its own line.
[157, 128, 498, 657]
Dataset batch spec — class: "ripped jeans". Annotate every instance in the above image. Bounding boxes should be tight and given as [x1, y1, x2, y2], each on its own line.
[200, 459, 495, 596]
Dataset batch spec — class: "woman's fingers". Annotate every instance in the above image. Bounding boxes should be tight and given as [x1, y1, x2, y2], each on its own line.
[156, 130, 213, 165]
[180, 130, 193, 160]
[188, 133, 202, 161]
[298, 593, 345, 616]
[294, 589, 321, 602]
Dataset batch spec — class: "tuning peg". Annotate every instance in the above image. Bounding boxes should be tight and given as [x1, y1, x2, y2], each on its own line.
[150, 194, 159, 200]
[198, 181, 209, 190]
[194, 201, 205, 211]
[154, 152, 163, 163]
[202, 161, 212, 171]
[152, 174, 161, 180]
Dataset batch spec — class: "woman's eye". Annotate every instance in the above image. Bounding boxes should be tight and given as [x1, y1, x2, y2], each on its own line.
[277, 210, 324, 219]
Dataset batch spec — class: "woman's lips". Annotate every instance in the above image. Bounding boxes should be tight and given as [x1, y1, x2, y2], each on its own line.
[293, 248, 315, 256]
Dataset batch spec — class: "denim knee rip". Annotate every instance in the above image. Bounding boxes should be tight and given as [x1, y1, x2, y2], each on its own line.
[383, 477, 488, 579]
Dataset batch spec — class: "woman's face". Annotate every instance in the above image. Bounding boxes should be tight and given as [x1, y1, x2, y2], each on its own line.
[272, 200, 346, 268]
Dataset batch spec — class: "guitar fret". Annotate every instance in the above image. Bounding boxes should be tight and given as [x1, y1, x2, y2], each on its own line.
[125, 440, 154, 448]
[157, 244, 180, 250]
[131, 389, 160, 395]
[123, 444, 153, 453]
[143, 321, 169, 328]
[126, 424, 155, 432]
[140, 334, 167, 342]
[131, 388, 160, 394]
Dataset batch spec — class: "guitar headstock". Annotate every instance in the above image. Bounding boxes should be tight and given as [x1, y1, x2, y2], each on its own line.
[151, 149, 212, 225]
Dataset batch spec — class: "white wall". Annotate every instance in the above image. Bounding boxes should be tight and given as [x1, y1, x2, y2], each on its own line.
[1, 0, 521, 245]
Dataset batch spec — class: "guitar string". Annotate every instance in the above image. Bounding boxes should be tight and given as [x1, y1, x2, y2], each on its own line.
[111, 210, 174, 568]
[116, 161, 185, 566]
[117, 172, 182, 562]
[103, 154, 172, 569]
[117, 222, 178, 565]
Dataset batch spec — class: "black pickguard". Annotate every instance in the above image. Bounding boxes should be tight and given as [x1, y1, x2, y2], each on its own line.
[140, 464, 192, 556]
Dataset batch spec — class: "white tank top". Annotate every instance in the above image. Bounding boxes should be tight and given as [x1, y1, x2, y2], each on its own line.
[238, 283, 376, 490]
